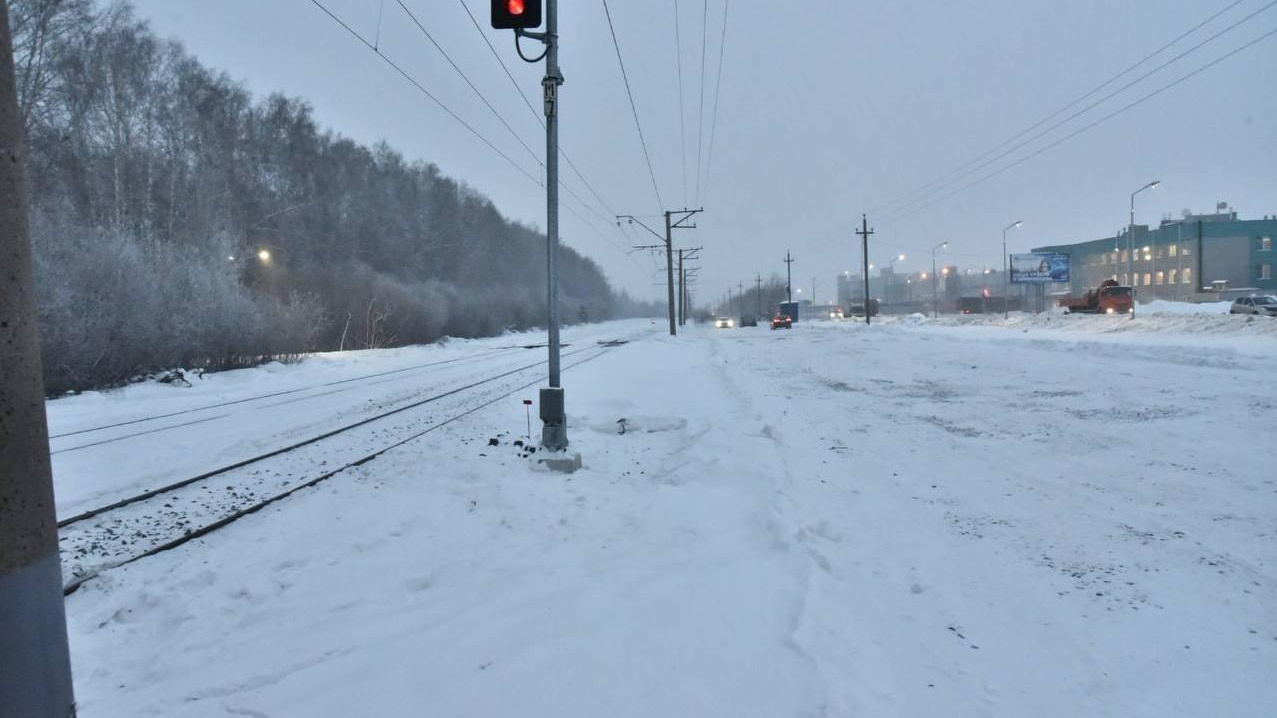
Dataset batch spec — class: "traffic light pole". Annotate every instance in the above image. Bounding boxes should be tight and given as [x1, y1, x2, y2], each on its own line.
[0, 2, 77, 714]
[508, 0, 566, 449]
[540, 0, 567, 449]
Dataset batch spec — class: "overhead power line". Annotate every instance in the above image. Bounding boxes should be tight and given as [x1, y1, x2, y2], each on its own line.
[694, 0, 709, 205]
[872, 0, 1263, 217]
[601, 0, 666, 210]
[308, 0, 541, 186]
[452, 0, 621, 221]
[880, 26, 1277, 226]
[393, 0, 543, 168]
[699, 0, 731, 204]
[674, 0, 689, 204]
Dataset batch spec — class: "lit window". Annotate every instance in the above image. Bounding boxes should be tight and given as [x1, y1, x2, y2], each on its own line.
[1121, 250, 1129, 263]
[1183, 267, 1193, 285]
[1263, 264, 1273, 280]
[1168, 244, 1178, 257]
[1262, 237, 1273, 251]
[1132, 273, 1140, 286]
[1182, 244, 1192, 256]
[1155, 271, 1164, 285]
[1143, 272, 1152, 286]
[1168, 269, 1178, 285]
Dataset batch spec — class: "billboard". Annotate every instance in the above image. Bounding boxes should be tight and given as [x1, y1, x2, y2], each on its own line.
[1010, 252, 1070, 284]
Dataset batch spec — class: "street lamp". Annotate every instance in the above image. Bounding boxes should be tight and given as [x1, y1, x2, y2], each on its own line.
[1129, 180, 1160, 319]
[1002, 220, 1022, 319]
[257, 248, 272, 263]
[886, 254, 906, 303]
[931, 241, 949, 318]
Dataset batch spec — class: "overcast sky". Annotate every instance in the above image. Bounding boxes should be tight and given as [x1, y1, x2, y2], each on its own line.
[129, 0, 1277, 304]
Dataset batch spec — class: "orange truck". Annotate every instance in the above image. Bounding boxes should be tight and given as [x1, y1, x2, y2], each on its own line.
[1058, 279, 1134, 315]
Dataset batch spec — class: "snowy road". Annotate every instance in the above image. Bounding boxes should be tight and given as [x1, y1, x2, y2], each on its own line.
[65, 316, 1276, 717]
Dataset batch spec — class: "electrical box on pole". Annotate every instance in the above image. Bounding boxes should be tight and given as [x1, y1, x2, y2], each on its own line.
[491, 0, 542, 29]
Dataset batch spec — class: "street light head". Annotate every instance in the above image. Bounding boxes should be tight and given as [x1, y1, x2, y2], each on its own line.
[257, 249, 271, 262]
[898, 254, 906, 261]
[942, 241, 949, 249]
[1014, 221, 1022, 228]
[1151, 180, 1161, 189]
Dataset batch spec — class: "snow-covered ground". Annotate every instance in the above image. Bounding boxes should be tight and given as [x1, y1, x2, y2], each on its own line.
[62, 315, 1276, 717]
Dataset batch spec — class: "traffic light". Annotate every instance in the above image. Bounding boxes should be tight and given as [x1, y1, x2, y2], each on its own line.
[491, 0, 542, 29]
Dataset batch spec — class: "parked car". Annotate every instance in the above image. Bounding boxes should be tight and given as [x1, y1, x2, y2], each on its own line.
[1230, 295, 1277, 316]
[715, 316, 735, 328]
[770, 314, 792, 330]
[739, 315, 758, 327]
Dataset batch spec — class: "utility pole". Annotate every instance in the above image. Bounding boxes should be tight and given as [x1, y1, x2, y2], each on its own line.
[856, 215, 874, 326]
[0, 2, 77, 714]
[811, 277, 817, 306]
[737, 281, 744, 316]
[677, 249, 685, 325]
[755, 274, 763, 317]
[784, 251, 795, 302]
[620, 209, 702, 336]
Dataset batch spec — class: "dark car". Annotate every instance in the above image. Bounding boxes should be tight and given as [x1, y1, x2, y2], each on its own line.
[770, 314, 792, 330]
[739, 315, 758, 327]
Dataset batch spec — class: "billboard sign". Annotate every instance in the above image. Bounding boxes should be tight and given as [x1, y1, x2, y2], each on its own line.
[1010, 252, 1070, 284]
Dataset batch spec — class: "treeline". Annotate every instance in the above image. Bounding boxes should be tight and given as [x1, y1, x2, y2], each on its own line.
[13, 0, 651, 394]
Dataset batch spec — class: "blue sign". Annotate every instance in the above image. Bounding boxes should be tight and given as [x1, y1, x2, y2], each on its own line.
[1010, 252, 1070, 284]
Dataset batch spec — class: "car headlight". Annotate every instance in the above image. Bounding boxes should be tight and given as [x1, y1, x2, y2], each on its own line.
[1106, 307, 1115, 314]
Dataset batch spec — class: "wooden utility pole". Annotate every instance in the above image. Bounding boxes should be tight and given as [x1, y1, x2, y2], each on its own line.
[856, 214, 875, 325]
[0, 2, 77, 714]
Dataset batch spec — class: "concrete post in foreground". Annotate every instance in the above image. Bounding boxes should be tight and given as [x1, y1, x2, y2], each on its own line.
[0, 1, 78, 715]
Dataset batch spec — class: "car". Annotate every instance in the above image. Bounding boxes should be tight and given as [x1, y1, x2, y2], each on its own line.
[1230, 295, 1277, 316]
[715, 316, 735, 328]
[738, 315, 758, 327]
[770, 314, 792, 330]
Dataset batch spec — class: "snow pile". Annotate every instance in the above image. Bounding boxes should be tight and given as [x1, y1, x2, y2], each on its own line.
[1139, 299, 1232, 315]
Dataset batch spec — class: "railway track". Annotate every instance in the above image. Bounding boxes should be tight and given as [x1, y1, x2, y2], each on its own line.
[59, 337, 635, 595]
[49, 342, 545, 450]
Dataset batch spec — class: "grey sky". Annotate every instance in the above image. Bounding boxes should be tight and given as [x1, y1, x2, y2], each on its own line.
[129, 0, 1277, 303]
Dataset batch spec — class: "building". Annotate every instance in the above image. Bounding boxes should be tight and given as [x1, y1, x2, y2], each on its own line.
[1033, 212, 1277, 301]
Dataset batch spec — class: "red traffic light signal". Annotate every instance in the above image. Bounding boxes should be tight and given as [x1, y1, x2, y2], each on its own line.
[492, 0, 542, 29]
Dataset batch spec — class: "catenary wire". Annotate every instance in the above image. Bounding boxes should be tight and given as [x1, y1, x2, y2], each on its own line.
[601, 0, 666, 210]
[879, 26, 1277, 227]
[694, 0, 709, 205]
[393, 0, 543, 168]
[699, 0, 730, 204]
[872, 0, 1265, 218]
[308, 0, 541, 186]
[453, 0, 623, 221]
[674, 0, 689, 203]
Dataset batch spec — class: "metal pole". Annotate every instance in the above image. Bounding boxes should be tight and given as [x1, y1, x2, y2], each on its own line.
[1002, 230, 1009, 319]
[858, 214, 873, 325]
[755, 274, 762, 318]
[1129, 192, 1135, 319]
[677, 249, 684, 326]
[664, 210, 676, 336]
[0, 1, 77, 712]
[539, 0, 567, 449]
[932, 249, 939, 318]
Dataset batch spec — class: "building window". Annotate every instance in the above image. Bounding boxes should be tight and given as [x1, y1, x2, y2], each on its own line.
[1263, 264, 1273, 280]
[1168, 244, 1177, 258]
[1168, 269, 1178, 285]
[1262, 236, 1273, 252]
[1121, 250, 1129, 263]
[1155, 271, 1165, 285]
[1182, 243, 1192, 256]
[1183, 267, 1193, 285]
[1143, 272, 1152, 286]
[1121, 273, 1129, 285]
